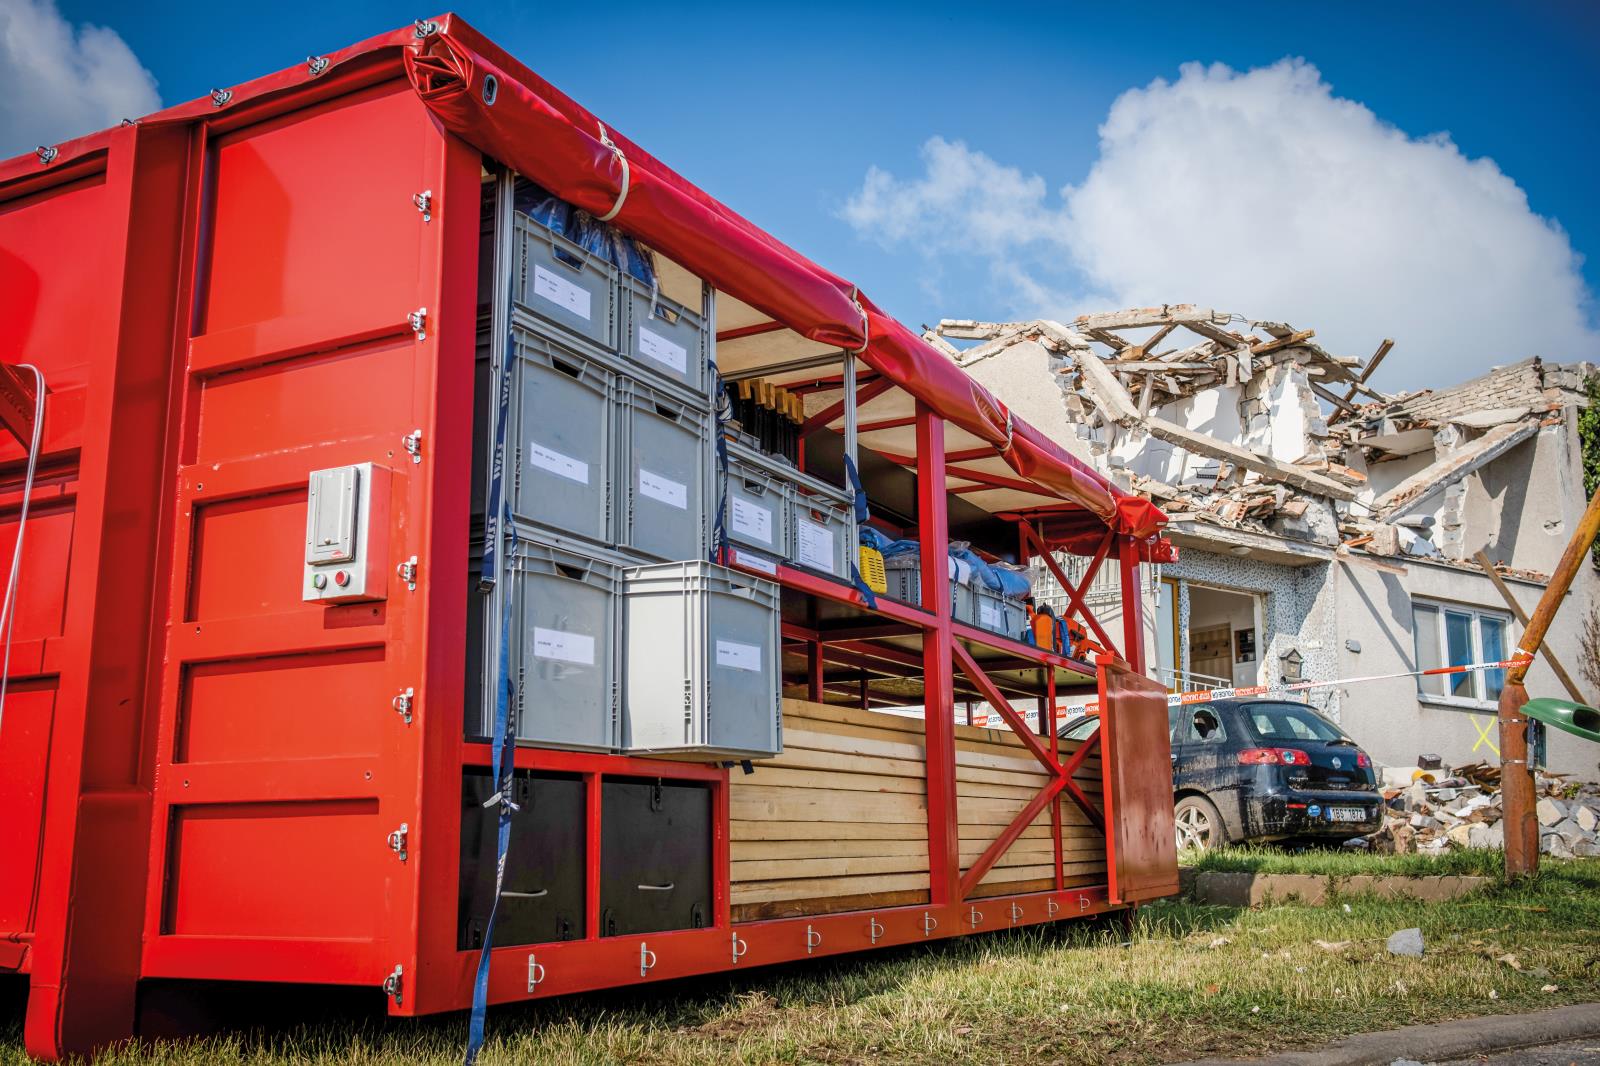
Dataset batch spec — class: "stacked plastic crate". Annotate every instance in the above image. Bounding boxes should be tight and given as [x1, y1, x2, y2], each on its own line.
[723, 435, 855, 586]
[479, 180, 780, 759]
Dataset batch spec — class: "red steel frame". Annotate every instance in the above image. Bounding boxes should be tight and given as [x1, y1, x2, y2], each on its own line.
[0, 21, 1175, 1061]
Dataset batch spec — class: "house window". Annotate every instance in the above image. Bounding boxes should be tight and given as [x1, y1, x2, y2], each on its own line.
[1412, 601, 1511, 706]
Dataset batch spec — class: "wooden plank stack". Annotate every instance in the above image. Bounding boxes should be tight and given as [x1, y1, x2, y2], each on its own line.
[730, 699, 1106, 921]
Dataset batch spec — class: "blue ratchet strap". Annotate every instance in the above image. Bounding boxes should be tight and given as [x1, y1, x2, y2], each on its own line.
[710, 366, 731, 561]
[841, 454, 876, 610]
[465, 321, 521, 1066]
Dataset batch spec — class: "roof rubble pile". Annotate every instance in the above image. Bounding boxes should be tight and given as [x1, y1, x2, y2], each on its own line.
[932, 307, 1592, 565]
[1369, 765, 1600, 858]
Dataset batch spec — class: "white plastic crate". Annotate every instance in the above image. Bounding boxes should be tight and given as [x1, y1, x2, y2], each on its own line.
[621, 561, 781, 759]
[787, 482, 853, 583]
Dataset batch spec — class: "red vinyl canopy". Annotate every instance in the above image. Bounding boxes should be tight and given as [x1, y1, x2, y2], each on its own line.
[1, 11, 1167, 552]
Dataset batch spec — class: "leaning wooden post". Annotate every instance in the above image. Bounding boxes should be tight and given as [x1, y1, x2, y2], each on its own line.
[1500, 488, 1600, 878]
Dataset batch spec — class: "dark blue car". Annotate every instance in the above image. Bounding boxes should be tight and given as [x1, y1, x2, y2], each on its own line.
[1062, 698, 1384, 849]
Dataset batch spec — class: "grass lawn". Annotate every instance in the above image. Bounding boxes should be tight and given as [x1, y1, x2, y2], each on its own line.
[1182, 843, 1508, 878]
[3, 857, 1597, 1065]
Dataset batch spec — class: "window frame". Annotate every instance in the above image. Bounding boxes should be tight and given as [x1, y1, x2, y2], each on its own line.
[1411, 598, 1514, 710]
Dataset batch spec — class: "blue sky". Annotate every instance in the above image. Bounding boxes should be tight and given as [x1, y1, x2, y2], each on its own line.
[22, 1, 1600, 387]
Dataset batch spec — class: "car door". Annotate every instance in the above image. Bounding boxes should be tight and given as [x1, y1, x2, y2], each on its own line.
[1173, 703, 1233, 797]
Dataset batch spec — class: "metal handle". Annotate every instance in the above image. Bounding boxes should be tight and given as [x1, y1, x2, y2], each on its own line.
[731, 932, 748, 964]
[502, 889, 548, 899]
[636, 882, 675, 892]
[806, 926, 822, 954]
[639, 944, 656, 976]
[922, 912, 938, 937]
[1009, 903, 1024, 924]
[1047, 899, 1060, 917]
[968, 907, 985, 928]
[869, 917, 884, 944]
[527, 954, 546, 992]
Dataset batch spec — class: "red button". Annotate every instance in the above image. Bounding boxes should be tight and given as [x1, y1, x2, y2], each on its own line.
[334, 570, 349, 587]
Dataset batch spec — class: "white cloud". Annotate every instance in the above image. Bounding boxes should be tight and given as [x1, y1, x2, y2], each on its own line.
[0, 0, 159, 156]
[842, 59, 1600, 389]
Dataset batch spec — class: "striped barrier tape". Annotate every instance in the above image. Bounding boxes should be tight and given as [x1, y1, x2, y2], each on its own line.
[1059, 654, 1535, 718]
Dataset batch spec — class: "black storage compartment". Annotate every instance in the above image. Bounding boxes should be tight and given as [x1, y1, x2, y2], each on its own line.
[458, 769, 586, 949]
[599, 779, 712, 936]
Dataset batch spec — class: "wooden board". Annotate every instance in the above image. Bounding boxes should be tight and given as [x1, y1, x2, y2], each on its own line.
[730, 699, 1106, 921]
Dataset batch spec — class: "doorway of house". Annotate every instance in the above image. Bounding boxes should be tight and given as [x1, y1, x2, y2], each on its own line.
[1187, 585, 1261, 687]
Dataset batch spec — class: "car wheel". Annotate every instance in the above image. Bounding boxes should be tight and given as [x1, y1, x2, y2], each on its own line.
[1175, 795, 1227, 851]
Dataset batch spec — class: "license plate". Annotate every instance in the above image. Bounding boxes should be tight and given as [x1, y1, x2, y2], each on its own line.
[1329, 807, 1367, 823]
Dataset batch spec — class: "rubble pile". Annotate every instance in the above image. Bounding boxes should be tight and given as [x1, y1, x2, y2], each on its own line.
[1370, 765, 1600, 858]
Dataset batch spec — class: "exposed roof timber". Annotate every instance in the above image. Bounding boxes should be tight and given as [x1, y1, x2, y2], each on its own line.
[1374, 420, 1541, 519]
[1143, 416, 1362, 500]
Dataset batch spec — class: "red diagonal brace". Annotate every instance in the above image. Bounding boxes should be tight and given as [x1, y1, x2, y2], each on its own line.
[1021, 523, 1119, 659]
[959, 774, 1066, 899]
[951, 642, 1058, 776]
[1060, 731, 1106, 831]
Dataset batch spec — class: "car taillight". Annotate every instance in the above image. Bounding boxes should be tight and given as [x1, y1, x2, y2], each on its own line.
[1238, 747, 1311, 766]
[1356, 751, 1371, 768]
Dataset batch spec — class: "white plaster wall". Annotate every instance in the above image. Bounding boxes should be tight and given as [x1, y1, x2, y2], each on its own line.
[1333, 555, 1598, 779]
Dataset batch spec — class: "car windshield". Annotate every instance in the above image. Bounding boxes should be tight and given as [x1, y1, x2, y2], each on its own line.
[1244, 702, 1345, 743]
[1059, 715, 1100, 741]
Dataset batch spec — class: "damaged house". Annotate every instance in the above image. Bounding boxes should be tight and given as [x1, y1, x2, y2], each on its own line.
[936, 306, 1599, 778]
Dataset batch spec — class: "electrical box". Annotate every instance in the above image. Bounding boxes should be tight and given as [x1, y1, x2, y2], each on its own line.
[303, 462, 390, 603]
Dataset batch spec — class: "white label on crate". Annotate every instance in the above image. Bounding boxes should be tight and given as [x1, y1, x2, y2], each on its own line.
[795, 517, 835, 573]
[528, 441, 589, 484]
[731, 549, 778, 576]
[730, 497, 773, 544]
[532, 264, 592, 321]
[532, 627, 595, 666]
[638, 326, 688, 375]
[980, 600, 1001, 630]
[638, 469, 688, 510]
[715, 639, 762, 672]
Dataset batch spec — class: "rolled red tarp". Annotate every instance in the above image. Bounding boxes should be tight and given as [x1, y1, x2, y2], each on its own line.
[406, 21, 1165, 544]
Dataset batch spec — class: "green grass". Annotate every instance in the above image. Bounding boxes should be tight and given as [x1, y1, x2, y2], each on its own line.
[1182, 844, 1508, 878]
[4, 858, 1598, 1065]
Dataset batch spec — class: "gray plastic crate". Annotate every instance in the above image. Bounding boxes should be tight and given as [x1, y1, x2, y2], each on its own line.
[621, 561, 781, 759]
[957, 585, 1031, 643]
[615, 379, 712, 562]
[787, 481, 853, 583]
[510, 531, 623, 751]
[883, 563, 962, 615]
[513, 329, 615, 544]
[725, 440, 788, 556]
[512, 210, 618, 352]
[622, 276, 709, 400]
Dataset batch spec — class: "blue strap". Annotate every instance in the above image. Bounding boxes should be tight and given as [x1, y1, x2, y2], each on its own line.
[479, 322, 516, 593]
[465, 313, 522, 1064]
[840, 453, 876, 609]
[710, 366, 730, 561]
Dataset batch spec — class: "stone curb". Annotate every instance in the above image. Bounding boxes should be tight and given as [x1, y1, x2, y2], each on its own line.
[1186, 871, 1490, 908]
[1175, 1002, 1600, 1065]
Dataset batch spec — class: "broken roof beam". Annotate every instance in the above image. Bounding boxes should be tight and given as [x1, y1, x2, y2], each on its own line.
[1373, 420, 1541, 519]
[937, 319, 1029, 341]
[1143, 416, 1361, 500]
[1072, 305, 1227, 331]
[1035, 321, 1143, 424]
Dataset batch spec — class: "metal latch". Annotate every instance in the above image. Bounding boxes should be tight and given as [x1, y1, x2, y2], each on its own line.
[413, 190, 433, 222]
[639, 942, 656, 977]
[398, 556, 419, 591]
[1009, 902, 1024, 925]
[382, 964, 403, 1004]
[805, 925, 822, 955]
[393, 687, 415, 725]
[527, 954, 546, 992]
[402, 429, 423, 464]
[409, 307, 428, 341]
[387, 823, 409, 862]
[922, 911, 938, 937]
[730, 932, 747, 965]
[968, 906, 984, 928]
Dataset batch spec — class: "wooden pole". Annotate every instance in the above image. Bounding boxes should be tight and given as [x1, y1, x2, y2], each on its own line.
[1500, 488, 1600, 878]
[1473, 550, 1584, 702]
